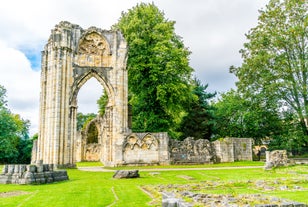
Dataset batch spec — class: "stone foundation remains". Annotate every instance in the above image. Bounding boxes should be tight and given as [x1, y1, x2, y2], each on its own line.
[0, 162, 68, 184]
[264, 150, 291, 170]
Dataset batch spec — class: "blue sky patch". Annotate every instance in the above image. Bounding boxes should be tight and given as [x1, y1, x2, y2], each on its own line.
[19, 47, 41, 71]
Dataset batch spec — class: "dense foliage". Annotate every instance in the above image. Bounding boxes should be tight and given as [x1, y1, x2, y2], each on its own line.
[213, 90, 283, 145]
[0, 85, 32, 164]
[229, 0, 308, 149]
[97, 90, 108, 116]
[76, 112, 96, 131]
[179, 79, 216, 140]
[114, 3, 194, 137]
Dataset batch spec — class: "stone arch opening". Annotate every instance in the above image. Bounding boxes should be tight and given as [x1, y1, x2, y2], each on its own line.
[34, 22, 128, 167]
[80, 116, 103, 162]
[70, 70, 114, 108]
[86, 122, 99, 144]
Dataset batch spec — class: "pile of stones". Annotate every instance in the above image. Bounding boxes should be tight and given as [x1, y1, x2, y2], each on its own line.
[0, 161, 68, 184]
[162, 191, 307, 207]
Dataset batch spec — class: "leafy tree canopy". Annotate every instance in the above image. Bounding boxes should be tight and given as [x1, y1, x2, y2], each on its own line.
[0, 85, 31, 163]
[179, 78, 216, 140]
[76, 112, 96, 131]
[114, 3, 194, 136]
[230, 0, 308, 144]
[213, 89, 283, 145]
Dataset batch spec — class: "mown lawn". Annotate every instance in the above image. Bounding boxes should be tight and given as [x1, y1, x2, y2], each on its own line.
[0, 163, 307, 207]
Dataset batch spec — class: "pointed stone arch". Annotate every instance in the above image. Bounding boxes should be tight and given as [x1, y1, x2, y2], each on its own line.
[33, 21, 129, 167]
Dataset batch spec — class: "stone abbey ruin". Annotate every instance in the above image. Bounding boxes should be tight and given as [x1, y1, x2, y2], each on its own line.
[31, 21, 253, 168]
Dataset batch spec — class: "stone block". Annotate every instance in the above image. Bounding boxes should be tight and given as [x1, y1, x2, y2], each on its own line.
[113, 170, 140, 179]
[19, 165, 27, 174]
[7, 165, 14, 174]
[13, 165, 19, 173]
[48, 164, 54, 171]
[43, 164, 49, 172]
[37, 165, 44, 173]
[27, 165, 37, 173]
[2, 165, 8, 174]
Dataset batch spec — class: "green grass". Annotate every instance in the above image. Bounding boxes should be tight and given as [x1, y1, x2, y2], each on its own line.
[76, 161, 103, 167]
[0, 163, 307, 206]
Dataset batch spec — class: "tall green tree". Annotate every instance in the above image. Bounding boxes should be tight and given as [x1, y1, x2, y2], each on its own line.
[213, 89, 283, 145]
[114, 3, 194, 136]
[0, 85, 31, 163]
[179, 79, 216, 140]
[230, 0, 308, 144]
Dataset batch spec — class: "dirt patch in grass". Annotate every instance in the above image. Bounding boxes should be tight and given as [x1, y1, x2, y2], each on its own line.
[0, 191, 31, 198]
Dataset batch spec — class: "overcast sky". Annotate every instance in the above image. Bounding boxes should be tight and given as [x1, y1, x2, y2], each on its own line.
[0, 0, 269, 134]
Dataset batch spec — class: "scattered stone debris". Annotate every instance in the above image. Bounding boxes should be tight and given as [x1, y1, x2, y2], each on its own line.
[113, 170, 140, 179]
[143, 175, 308, 207]
[181, 191, 307, 207]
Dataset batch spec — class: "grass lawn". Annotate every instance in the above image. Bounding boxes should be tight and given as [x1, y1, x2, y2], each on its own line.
[0, 163, 307, 207]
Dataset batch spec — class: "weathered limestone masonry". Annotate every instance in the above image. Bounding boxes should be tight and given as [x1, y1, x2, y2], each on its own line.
[213, 138, 253, 162]
[32, 21, 129, 167]
[264, 150, 292, 170]
[122, 133, 170, 165]
[75, 116, 104, 162]
[0, 162, 68, 184]
[169, 137, 253, 164]
[169, 137, 216, 164]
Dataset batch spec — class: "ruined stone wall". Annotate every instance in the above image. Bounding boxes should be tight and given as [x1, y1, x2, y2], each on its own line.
[168, 137, 253, 164]
[169, 137, 216, 164]
[213, 138, 234, 162]
[232, 138, 253, 161]
[122, 133, 170, 165]
[213, 138, 253, 162]
[264, 150, 290, 169]
[0, 163, 68, 184]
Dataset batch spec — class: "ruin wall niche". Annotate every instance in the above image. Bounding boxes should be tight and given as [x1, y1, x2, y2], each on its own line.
[122, 133, 170, 165]
[169, 137, 217, 164]
[34, 21, 128, 167]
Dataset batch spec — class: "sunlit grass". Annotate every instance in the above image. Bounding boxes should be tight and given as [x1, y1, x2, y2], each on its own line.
[76, 161, 103, 167]
[0, 163, 307, 206]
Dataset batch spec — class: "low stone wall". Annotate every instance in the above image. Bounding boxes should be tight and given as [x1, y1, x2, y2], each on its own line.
[0, 163, 68, 184]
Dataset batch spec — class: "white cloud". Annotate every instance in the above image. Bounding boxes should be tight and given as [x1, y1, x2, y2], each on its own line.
[0, 0, 269, 134]
[0, 41, 40, 135]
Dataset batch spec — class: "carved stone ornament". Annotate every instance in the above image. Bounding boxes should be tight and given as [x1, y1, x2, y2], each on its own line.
[78, 32, 108, 55]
